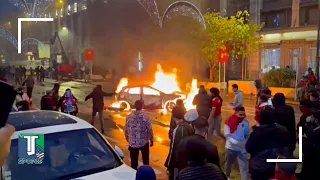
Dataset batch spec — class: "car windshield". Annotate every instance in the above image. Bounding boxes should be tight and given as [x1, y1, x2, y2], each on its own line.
[2, 128, 123, 180]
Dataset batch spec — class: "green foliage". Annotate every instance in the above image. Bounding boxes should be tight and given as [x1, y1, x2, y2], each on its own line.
[198, 10, 264, 70]
[263, 68, 296, 88]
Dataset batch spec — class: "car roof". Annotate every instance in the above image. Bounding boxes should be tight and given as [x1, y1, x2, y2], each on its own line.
[8, 110, 93, 139]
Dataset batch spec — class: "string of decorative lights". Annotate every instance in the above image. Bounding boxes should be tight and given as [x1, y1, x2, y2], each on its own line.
[136, 0, 162, 27]
[0, 26, 18, 49]
[162, 2, 206, 29]
[21, 38, 44, 48]
[8, 0, 54, 17]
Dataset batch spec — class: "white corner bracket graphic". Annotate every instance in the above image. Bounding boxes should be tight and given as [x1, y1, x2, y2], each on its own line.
[18, 18, 54, 54]
[266, 126, 303, 163]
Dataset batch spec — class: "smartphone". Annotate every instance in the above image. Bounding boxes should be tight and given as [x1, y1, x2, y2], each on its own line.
[0, 81, 16, 128]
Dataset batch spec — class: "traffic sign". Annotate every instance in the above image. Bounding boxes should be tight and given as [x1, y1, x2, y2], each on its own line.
[84, 49, 94, 61]
[218, 45, 229, 63]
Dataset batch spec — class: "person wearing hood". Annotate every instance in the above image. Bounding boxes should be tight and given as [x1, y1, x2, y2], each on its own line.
[125, 100, 154, 170]
[192, 85, 211, 119]
[309, 91, 320, 110]
[272, 93, 296, 154]
[224, 106, 250, 180]
[169, 99, 187, 140]
[40, 90, 55, 110]
[254, 79, 262, 105]
[57, 89, 78, 116]
[272, 156, 297, 180]
[176, 115, 220, 173]
[246, 108, 291, 180]
[22, 75, 35, 100]
[85, 84, 116, 133]
[176, 130, 227, 180]
[135, 165, 156, 180]
[165, 107, 194, 180]
[230, 84, 243, 109]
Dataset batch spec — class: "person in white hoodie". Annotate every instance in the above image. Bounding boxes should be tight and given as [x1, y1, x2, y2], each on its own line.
[224, 106, 250, 180]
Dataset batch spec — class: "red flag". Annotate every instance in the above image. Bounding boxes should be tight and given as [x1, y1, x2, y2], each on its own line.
[84, 49, 94, 61]
[218, 45, 229, 62]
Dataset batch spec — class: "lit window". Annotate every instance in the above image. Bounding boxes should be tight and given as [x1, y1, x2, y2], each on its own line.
[67, 5, 71, 15]
[143, 87, 160, 96]
[45, 14, 47, 18]
[74, 3, 78, 13]
[82, 5, 87, 10]
[261, 48, 280, 73]
[55, 9, 58, 17]
[60, 9, 63, 17]
[308, 47, 317, 72]
[273, 14, 280, 27]
[128, 87, 141, 95]
[49, 13, 51, 18]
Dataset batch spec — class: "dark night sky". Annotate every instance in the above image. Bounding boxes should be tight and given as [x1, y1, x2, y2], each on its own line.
[0, 1, 19, 24]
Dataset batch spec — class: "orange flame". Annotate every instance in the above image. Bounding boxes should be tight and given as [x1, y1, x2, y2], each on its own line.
[184, 79, 198, 110]
[150, 64, 181, 94]
[115, 78, 128, 93]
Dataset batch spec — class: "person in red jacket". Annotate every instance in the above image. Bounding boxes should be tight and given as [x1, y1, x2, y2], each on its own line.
[254, 94, 269, 126]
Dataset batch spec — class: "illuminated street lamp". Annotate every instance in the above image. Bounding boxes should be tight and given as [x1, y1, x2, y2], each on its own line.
[62, 27, 67, 30]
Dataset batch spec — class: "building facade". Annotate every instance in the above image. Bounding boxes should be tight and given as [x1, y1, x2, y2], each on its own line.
[248, 0, 318, 79]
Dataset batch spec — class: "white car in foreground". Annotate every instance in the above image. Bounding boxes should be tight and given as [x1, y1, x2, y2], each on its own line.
[1, 110, 136, 180]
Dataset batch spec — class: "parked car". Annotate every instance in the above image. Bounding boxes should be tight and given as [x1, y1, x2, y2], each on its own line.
[2, 110, 136, 180]
[111, 85, 185, 111]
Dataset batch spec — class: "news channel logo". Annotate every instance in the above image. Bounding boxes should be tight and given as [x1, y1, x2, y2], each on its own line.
[18, 133, 44, 164]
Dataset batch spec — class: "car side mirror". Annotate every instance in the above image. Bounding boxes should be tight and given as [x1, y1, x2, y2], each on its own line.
[114, 146, 124, 159]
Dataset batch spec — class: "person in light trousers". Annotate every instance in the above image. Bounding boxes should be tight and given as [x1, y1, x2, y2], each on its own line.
[224, 106, 250, 180]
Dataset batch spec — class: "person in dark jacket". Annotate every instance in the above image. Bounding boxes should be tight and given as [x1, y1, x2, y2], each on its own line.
[192, 85, 211, 119]
[177, 116, 220, 172]
[246, 108, 291, 180]
[296, 110, 320, 180]
[169, 99, 187, 140]
[51, 83, 60, 108]
[40, 90, 55, 110]
[310, 91, 320, 110]
[297, 99, 313, 137]
[272, 93, 296, 154]
[165, 108, 194, 180]
[176, 130, 227, 180]
[254, 79, 262, 105]
[85, 85, 115, 133]
[22, 75, 35, 100]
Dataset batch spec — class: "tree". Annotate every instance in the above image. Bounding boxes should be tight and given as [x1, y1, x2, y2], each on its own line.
[198, 10, 263, 81]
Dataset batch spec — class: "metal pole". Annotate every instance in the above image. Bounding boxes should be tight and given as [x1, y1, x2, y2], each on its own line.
[295, 53, 300, 101]
[219, 62, 221, 90]
[316, 0, 320, 81]
[224, 62, 226, 89]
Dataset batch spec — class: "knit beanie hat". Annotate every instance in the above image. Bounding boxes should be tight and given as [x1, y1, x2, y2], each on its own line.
[184, 109, 199, 123]
[135, 165, 156, 180]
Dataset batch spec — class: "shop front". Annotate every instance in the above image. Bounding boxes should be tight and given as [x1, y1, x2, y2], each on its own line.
[258, 26, 317, 76]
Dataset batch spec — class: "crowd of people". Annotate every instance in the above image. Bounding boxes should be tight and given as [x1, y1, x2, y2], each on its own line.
[123, 81, 320, 180]
[2, 65, 320, 180]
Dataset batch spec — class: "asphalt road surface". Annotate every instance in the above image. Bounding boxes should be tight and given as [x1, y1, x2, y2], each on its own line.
[13, 78, 302, 180]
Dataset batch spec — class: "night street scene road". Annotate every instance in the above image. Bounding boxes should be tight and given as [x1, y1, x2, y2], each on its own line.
[1, 0, 320, 180]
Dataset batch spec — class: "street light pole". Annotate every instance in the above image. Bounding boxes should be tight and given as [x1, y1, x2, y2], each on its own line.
[316, 0, 320, 81]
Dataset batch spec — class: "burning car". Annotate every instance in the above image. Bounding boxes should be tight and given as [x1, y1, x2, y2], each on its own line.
[109, 85, 185, 111]
[108, 64, 199, 112]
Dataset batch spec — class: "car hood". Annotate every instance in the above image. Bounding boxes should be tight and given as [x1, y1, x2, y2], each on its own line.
[75, 164, 136, 180]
